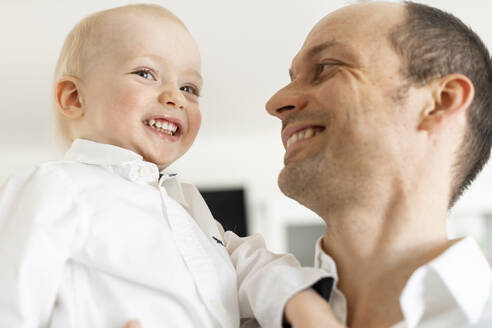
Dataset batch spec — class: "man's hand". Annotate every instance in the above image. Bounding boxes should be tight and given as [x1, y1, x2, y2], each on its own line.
[124, 320, 141, 328]
[285, 288, 345, 328]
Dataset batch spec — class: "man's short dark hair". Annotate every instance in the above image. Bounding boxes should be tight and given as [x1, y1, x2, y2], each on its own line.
[390, 1, 492, 207]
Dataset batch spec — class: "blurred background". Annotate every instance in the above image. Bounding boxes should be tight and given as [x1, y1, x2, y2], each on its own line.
[1, 0, 492, 265]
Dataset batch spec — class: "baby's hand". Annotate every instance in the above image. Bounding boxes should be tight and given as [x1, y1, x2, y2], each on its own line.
[285, 288, 345, 328]
[124, 320, 141, 328]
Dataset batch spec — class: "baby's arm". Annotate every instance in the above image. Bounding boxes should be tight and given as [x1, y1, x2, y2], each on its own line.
[0, 165, 79, 327]
[285, 288, 345, 328]
[220, 226, 335, 328]
[123, 296, 345, 328]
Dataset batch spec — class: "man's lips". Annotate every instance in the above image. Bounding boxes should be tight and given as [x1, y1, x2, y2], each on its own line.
[282, 123, 325, 149]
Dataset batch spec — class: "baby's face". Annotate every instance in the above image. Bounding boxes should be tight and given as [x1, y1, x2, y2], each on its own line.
[78, 12, 202, 168]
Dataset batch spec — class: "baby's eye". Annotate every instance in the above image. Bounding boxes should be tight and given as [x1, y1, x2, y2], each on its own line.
[180, 85, 200, 96]
[132, 69, 157, 81]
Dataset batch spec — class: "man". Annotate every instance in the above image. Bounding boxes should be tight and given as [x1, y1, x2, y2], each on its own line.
[266, 1, 492, 327]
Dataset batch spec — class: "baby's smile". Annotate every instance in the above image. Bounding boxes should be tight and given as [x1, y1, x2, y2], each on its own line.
[144, 118, 180, 136]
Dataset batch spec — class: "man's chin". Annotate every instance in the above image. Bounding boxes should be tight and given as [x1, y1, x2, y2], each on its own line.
[277, 171, 293, 200]
[277, 157, 329, 214]
[278, 164, 307, 202]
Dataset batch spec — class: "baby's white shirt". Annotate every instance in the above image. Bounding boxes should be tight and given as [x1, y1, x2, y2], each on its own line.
[0, 139, 330, 328]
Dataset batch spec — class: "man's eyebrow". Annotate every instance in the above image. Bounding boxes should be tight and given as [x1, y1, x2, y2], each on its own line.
[289, 40, 348, 81]
[306, 40, 345, 59]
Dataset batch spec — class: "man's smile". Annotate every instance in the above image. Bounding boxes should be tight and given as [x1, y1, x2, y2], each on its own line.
[282, 124, 325, 150]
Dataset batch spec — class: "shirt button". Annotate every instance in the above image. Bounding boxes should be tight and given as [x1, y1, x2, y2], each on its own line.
[139, 166, 153, 177]
[128, 168, 139, 181]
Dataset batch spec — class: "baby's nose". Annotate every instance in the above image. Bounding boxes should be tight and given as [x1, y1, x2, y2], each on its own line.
[158, 88, 185, 110]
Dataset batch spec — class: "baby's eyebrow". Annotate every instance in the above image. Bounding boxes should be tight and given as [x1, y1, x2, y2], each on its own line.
[126, 55, 203, 85]
[186, 69, 203, 87]
[127, 54, 160, 63]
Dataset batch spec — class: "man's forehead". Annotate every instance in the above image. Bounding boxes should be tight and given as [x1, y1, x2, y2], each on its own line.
[290, 2, 406, 71]
[311, 3, 404, 44]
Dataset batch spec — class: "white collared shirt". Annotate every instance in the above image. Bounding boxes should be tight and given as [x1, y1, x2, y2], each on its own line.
[0, 139, 330, 328]
[315, 236, 492, 327]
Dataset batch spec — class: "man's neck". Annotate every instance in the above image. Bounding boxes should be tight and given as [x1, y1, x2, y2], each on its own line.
[320, 189, 453, 328]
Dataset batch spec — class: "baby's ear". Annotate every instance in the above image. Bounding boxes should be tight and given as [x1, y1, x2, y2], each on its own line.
[55, 76, 84, 120]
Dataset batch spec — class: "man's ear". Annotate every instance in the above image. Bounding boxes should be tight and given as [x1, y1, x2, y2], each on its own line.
[55, 76, 84, 120]
[418, 74, 474, 132]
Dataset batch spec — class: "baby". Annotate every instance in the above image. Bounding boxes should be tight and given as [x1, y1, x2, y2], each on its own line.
[0, 4, 335, 328]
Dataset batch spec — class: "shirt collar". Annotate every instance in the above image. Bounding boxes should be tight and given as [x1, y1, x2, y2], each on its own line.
[400, 236, 492, 327]
[315, 236, 492, 327]
[159, 173, 190, 210]
[64, 139, 190, 208]
[64, 139, 163, 185]
[65, 138, 144, 165]
[314, 237, 340, 281]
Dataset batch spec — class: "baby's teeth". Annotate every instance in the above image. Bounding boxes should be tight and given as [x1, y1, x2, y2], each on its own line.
[147, 119, 179, 136]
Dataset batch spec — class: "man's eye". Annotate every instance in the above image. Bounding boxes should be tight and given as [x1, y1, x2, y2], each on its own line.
[133, 69, 156, 81]
[180, 85, 200, 96]
[320, 62, 334, 72]
[314, 62, 338, 81]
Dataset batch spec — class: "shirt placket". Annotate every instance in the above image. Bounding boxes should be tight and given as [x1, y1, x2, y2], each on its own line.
[157, 175, 232, 328]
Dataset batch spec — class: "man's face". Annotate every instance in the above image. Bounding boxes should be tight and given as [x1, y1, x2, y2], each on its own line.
[78, 12, 202, 169]
[266, 3, 424, 211]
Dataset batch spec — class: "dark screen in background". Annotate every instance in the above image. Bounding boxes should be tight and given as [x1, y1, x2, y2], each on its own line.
[199, 188, 248, 237]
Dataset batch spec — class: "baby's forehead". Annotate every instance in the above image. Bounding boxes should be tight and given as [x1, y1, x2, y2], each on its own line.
[80, 9, 191, 70]
[89, 9, 183, 43]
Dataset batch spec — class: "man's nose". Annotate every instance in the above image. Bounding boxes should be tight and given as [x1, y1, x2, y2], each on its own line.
[265, 86, 308, 119]
[158, 86, 185, 110]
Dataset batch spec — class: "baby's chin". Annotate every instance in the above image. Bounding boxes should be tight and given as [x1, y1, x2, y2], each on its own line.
[139, 143, 190, 171]
[157, 162, 171, 171]
[142, 153, 177, 171]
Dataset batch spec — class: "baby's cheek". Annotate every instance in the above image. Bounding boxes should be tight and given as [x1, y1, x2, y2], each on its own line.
[114, 88, 143, 111]
[192, 110, 202, 133]
[187, 110, 202, 144]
